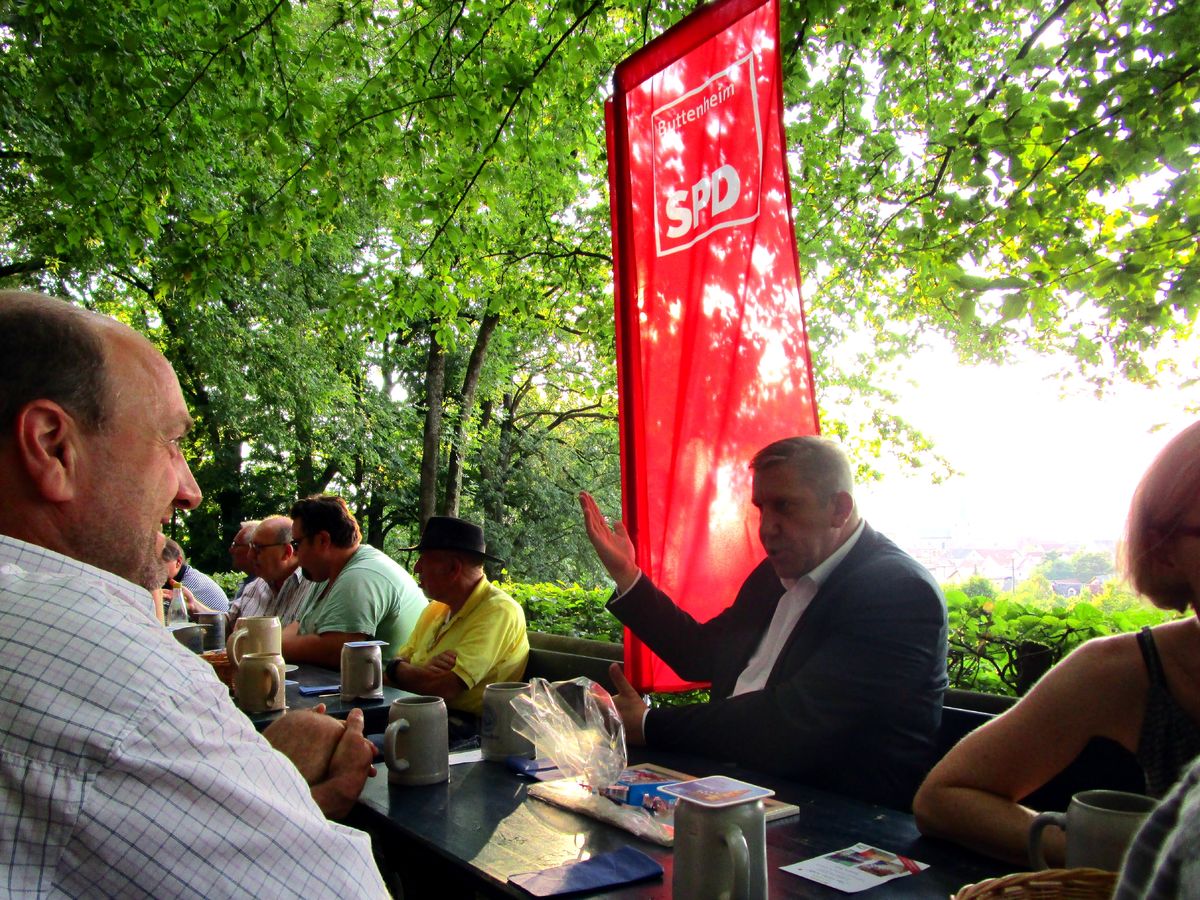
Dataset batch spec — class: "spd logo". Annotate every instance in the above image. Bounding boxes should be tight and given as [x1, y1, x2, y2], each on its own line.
[651, 53, 763, 257]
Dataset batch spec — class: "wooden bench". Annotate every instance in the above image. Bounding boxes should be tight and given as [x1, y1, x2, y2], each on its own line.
[524, 632, 623, 694]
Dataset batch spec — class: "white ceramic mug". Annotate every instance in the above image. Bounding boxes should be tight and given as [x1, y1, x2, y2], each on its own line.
[481, 681, 534, 761]
[673, 795, 768, 900]
[235, 652, 286, 713]
[341, 640, 385, 700]
[384, 695, 449, 786]
[228, 616, 282, 667]
[1029, 789, 1158, 870]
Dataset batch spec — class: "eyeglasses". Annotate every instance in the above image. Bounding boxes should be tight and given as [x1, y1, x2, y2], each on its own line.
[229, 541, 250, 550]
[249, 541, 289, 552]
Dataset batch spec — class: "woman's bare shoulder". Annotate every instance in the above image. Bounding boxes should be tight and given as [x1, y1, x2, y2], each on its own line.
[1056, 630, 1145, 680]
[1014, 631, 1148, 733]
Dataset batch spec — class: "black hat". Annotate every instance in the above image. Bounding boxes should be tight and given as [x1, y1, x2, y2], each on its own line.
[401, 516, 504, 563]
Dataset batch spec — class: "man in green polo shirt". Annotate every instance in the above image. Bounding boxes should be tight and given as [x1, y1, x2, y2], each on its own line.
[283, 495, 426, 668]
[383, 517, 528, 727]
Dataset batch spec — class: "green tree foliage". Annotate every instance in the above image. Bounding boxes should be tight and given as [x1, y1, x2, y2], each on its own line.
[1036, 549, 1116, 581]
[784, 0, 1200, 411]
[945, 587, 1174, 695]
[957, 574, 999, 600]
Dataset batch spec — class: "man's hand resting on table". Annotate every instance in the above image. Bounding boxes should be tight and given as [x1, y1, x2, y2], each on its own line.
[263, 706, 377, 819]
[609, 663, 647, 746]
[578, 492, 640, 594]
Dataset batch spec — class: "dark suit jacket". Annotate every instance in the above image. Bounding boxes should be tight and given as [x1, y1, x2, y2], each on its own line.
[609, 524, 948, 810]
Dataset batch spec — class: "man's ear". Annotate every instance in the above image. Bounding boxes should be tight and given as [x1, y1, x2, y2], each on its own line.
[829, 490, 855, 528]
[13, 400, 83, 503]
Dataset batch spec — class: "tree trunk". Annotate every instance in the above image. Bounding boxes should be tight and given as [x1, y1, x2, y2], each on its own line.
[481, 389, 518, 526]
[418, 323, 446, 527]
[362, 488, 387, 549]
[442, 311, 500, 517]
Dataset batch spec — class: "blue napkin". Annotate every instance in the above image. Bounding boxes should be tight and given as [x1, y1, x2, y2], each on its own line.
[297, 684, 341, 696]
[508, 846, 662, 896]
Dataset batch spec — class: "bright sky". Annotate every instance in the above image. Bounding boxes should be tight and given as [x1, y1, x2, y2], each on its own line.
[853, 341, 1198, 548]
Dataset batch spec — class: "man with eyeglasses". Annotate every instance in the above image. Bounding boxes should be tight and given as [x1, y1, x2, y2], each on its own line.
[226, 515, 309, 631]
[228, 519, 261, 601]
[284, 495, 426, 669]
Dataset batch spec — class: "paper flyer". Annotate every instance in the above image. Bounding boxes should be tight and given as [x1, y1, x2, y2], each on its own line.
[781, 843, 928, 892]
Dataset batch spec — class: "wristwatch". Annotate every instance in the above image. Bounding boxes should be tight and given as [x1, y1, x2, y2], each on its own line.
[385, 657, 406, 685]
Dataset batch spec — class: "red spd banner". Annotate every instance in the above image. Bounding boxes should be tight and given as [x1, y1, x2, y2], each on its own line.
[607, 0, 818, 692]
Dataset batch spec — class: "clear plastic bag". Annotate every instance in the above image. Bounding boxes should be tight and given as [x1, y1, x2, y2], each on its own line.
[512, 677, 675, 845]
[510, 677, 627, 789]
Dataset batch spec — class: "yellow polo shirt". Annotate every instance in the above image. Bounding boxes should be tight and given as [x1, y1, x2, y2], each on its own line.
[396, 576, 528, 716]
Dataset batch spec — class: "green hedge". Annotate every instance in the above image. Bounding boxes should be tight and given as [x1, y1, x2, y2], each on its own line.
[500, 580, 624, 643]
[944, 588, 1173, 696]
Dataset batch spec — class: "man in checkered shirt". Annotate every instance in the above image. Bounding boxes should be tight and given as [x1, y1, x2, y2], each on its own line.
[0, 291, 388, 897]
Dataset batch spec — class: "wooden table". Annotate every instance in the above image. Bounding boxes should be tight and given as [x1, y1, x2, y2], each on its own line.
[347, 748, 1008, 898]
[244, 663, 406, 734]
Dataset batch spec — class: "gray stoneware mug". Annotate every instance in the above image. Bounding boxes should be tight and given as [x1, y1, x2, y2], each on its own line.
[340, 640, 385, 700]
[227, 615, 282, 667]
[673, 796, 768, 900]
[1029, 788, 1158, 870]
[235, 652, 286, 714]
[384, 695, 449, 786]
[481, 681, 534, 761]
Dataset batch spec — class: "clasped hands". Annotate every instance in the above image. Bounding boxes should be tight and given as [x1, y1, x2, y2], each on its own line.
[262, 704, 377, 819]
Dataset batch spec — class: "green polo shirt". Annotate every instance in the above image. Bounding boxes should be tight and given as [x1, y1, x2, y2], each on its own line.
[297, 544, 426, 659]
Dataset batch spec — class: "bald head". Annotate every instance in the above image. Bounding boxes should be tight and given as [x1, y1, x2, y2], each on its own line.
[252, 515, 300, 587]
[0, 290, 201, 591]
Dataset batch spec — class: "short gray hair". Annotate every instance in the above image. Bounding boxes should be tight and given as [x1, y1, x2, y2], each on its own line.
[750, 436, 854, 500]
[162, 537, 185, 564]
[0, 291, 110, 436]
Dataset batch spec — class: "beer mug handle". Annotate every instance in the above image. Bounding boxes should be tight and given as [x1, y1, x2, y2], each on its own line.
[385, 718, 411, 772]
[266, 663, 281, 704]
[1028, 811, 1067, 870]
[229, 629, 247, 667]
[723, 824, 750, 900]
[367, 659, 380, 692]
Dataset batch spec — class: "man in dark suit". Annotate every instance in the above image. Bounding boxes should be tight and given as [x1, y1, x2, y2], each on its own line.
[579, 436, 948, 809]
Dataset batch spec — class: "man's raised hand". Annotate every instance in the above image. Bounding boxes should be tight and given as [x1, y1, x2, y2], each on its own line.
[578, 492, 639, 593]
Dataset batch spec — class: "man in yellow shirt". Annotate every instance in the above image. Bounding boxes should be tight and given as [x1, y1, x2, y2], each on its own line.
[384, 517, 528, 734]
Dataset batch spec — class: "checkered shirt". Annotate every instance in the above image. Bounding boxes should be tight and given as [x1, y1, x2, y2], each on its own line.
[0, 535, 387, 898]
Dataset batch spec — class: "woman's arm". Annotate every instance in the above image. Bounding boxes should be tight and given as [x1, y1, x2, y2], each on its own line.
[913, 636, 1145, 866]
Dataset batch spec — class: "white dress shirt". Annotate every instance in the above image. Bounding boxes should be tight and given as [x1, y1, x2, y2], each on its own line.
[731, 519, 864, 696]
[0, 535, 386, 898]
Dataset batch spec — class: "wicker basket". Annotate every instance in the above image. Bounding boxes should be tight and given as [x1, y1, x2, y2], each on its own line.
[954, 868, 1117, 899]
[200, 650, 235, 688]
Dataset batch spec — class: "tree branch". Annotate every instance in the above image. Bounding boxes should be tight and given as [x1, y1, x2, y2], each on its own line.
[0, 258, 47, 279]
[417, 0, 607, 263]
